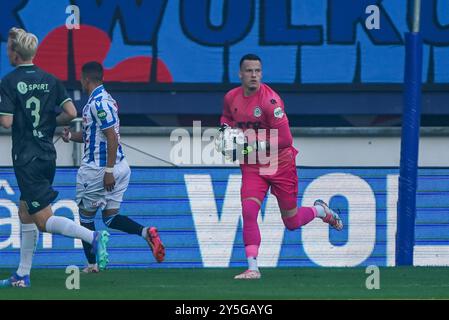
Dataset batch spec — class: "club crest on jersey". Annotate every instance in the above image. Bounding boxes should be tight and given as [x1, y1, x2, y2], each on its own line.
[274, 106, 284, 119]
[17, 82, 28, 94]
[253, 106, 262, 118]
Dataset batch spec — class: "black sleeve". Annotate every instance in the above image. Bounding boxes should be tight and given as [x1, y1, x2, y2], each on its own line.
[0, 81, 15, 115]
[54, 79, 72, 107]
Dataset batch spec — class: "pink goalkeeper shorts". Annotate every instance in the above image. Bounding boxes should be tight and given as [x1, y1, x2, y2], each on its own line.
[240, 147, 298, 210]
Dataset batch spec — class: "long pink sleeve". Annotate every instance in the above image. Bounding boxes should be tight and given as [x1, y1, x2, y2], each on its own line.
[220, 95, 235, 127]
[275, 121, 293, 149]
[253, 121, 292, 151]
[267, 122, 293, 150]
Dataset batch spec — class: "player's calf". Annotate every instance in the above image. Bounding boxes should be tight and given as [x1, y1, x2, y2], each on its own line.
[79, 211, 97, 265]
[103, 212, 144, 236]
[281, 207, 316, 230]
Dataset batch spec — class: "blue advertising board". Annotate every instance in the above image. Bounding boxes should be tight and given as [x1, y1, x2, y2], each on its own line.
[1, 167, 449, 268]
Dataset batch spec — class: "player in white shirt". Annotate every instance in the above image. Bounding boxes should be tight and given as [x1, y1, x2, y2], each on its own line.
[81, 83, 125, 167]
[62, 62, 165, 272]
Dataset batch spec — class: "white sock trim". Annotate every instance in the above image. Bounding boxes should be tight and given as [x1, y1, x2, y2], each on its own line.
[16, 223, 39, 277]
[247, 257, 259, 271]
[21, 223, 38, 232]
[141, 227, 148, 239]
[314, 205, 326, 218]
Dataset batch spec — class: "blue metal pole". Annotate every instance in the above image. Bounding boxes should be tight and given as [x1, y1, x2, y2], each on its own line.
[396, 31, 423, 266]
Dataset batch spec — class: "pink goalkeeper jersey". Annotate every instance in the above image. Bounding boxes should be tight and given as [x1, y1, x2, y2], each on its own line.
[220, 83, 296, 167]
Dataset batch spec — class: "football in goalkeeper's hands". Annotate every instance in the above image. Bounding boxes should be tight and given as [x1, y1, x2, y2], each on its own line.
[214, 126, 246, 161]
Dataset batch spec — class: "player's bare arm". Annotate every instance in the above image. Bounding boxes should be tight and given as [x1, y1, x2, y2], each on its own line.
[61, 127, 83, 143]
[0, 84, 14, 129]
[0, 114, 13, 129]
[56, 100, 77, 126]
[103, 126, 118, 192]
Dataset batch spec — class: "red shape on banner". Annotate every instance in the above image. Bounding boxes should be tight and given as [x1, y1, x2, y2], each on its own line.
[34, 27, 69, 80]
[34, 25, 172, 83]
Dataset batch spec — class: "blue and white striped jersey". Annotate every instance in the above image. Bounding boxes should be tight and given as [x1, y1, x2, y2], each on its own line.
[82, 85, 125, 166]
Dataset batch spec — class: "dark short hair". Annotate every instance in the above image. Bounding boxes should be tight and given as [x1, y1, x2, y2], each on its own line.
[239, 54, 262, 68]
[81, 61, 103, 82]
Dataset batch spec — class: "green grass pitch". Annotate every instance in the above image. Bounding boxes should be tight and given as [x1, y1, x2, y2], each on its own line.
[1, 267, 449, 300]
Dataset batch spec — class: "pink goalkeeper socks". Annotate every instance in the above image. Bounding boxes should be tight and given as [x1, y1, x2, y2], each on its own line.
[282, 206, 317, 230]
[242, 199, 261, 258]
[245, 245, 259, 258]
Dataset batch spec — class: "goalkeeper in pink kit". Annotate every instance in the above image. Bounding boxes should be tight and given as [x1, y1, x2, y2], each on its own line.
[218, 54, 343, 280]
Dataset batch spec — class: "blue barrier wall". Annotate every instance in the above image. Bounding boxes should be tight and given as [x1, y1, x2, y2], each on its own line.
[1, 167, 449, 268]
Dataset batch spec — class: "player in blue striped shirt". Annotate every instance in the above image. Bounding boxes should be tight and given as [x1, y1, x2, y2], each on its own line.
[62, 62, 165, 272]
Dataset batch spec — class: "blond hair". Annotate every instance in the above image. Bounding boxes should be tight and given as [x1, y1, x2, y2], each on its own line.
[8, 27, 38, 61]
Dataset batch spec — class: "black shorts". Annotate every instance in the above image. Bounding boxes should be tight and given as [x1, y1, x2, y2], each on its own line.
[14, 158, 59, 215]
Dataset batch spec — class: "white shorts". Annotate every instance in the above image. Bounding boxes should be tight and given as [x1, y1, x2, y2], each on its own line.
[76, 158, 130, 212]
